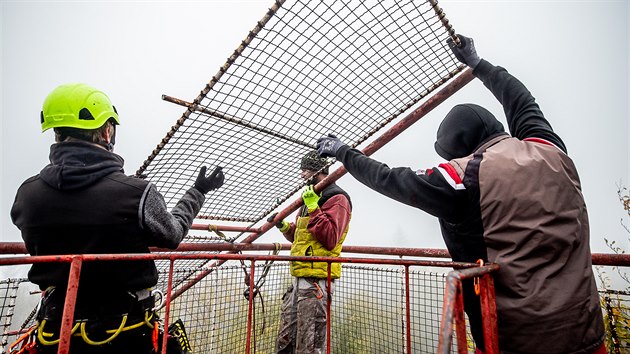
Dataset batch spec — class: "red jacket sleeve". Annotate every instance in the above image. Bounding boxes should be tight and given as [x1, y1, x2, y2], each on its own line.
[307, 194, 352, 250]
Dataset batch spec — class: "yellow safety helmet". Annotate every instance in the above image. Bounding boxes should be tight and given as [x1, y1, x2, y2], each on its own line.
[41, 83, 120, 132]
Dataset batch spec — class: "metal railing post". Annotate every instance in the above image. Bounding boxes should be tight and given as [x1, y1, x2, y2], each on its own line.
[326, 262, 332, 354]
[161, 259, 175, 354]
[404, 265, 411, 354]
[57, 256, 82, 354]
[454, 281, 467, 354]
[245, 260, 256, 354]
[479, 274, 499, 353]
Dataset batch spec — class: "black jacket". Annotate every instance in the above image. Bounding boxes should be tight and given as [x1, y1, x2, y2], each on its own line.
[11, 141, 204, 315]
[335, 60, 603, 353]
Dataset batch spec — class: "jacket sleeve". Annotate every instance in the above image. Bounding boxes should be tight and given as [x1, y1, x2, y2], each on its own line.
[336, 146, 468, 222]
[474, 59, 567, 153]
[140, 184, 205, 249]
[307, 194, 352, 250]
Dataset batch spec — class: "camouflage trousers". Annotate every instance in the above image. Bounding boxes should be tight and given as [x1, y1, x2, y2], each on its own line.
[276, 277, 333, 354]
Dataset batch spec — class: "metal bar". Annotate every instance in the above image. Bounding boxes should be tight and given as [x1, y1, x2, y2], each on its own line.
[448, 264, 501, 281]
[190, 224, 262, 233]
[405, 265, 411, 354]
[0, 243, 449, 258]
[591, 253, 630, 266]
[162, 95, 315, 149]
[2, 242, 629, 267]
[161, 260, 175, 354]
[0, 251, 597, 270]
[428, 0, 460, 46]
[479, 273, 500, 354]
[57, 256, 82, 354]
[454, 280, 467, 354]
[438, 273, 458, 353]
[136, 0, 286, 177]
[164, 244, 452, 258]
[245, 260, 256, 354]
[438, 264, 502, 352]
[326, 263, 332, 354]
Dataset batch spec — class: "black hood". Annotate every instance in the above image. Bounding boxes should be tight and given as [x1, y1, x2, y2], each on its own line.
[39, 141, 124, 190]
[434, 104, 506, 160]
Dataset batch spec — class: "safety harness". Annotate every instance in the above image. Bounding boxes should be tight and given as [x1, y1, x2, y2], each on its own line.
[9, 287, 165, 353]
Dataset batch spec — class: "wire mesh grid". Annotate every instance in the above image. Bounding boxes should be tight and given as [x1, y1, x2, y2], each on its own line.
[153, 235, 233, 291]
[0, 279, 25, 354]
[136, 0, 463, 223]
[166, 262, 465, 353]
[600, 290, 630, 352]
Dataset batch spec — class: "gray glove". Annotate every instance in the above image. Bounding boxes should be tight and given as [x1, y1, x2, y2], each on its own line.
[316, 134, 346, 158]
[194, 166, 224, 194]
[447, 34, 481, 69]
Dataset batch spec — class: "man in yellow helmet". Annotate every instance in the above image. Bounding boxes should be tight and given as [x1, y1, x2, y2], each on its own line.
[270, 150, 352, 354]
[11, 83, 224, 353]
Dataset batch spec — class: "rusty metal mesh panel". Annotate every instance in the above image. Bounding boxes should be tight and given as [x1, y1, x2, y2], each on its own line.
[601, 290, 630, 352]
[0, 279, 26, 354]
[0, 279, 20, 353]
[166, 263, 464, 353]
[136, 0, 463, 222]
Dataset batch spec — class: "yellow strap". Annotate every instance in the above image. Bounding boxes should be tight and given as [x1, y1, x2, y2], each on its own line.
[208, 224, 227, 239]
[37, 312, 153, 346]
[80, 315, 127, 346]
[37, 320, 80, 346]
[105, 311, 155, 333]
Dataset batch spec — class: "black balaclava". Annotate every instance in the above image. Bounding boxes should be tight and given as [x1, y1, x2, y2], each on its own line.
[434, 104, 506, 160]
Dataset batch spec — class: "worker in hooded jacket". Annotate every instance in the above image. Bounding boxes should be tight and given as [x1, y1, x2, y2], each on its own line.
[11, 83, 224, 353]
[316, 35, 605, 354]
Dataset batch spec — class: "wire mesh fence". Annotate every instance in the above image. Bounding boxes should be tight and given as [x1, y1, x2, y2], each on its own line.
[1, 261, 629, 353]
[168, 263, 461, 353]
[136, 0, 464, 223]
[0, 279, 22, 352]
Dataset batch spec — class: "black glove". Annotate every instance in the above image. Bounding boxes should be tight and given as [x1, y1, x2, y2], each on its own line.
[267, 212, 289, 231]
[447, 34, 481, 69]
[316, 134, 346, 158]
[266, 212, 284, 228]
[194, 166, 224, 194]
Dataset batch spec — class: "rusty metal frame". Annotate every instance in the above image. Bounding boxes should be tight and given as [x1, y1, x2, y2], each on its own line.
[439, 263, 501, 354]
[0, 251, 478, 354]
[2, 240, 628, 267]
[152, 68, 476, 301]
[1, 246, 629, 353]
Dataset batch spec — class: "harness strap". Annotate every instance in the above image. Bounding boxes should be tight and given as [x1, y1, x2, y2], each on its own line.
[79, 315, 128, 346]
[35, 311, 155, 347]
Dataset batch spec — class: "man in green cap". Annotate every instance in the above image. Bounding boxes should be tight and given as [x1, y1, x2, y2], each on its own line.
[270, 150, 352, 354]
[11, 83, 224, 353]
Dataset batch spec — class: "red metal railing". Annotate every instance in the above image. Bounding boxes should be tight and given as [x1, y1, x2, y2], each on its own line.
[439, 263, 501, 354]
[2, 245, 629, 354]
[0, 249, 479, 354]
